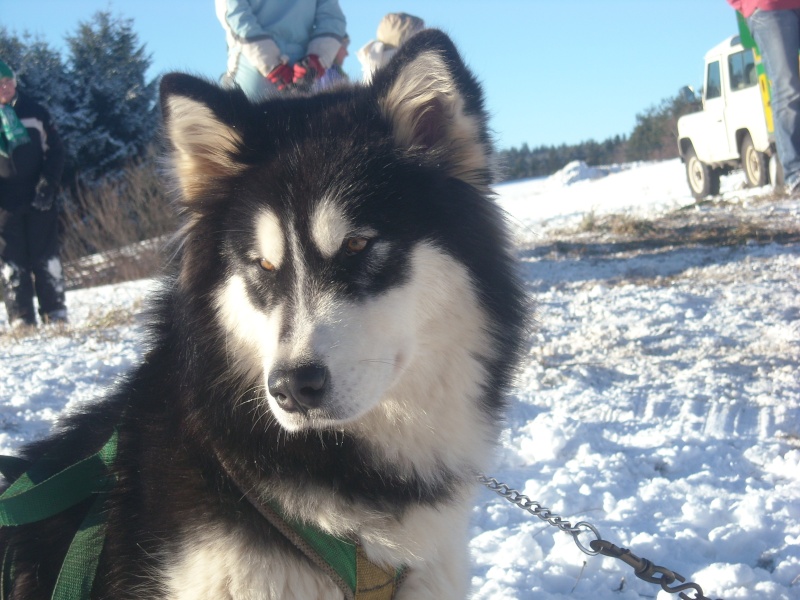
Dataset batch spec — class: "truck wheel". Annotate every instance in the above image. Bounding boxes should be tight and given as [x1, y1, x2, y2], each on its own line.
[740, 134, 768, 188]
[685, 148, 720, 199]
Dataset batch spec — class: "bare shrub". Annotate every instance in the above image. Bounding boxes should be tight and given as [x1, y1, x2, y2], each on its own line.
[61, 153, 177, 289]
[609, 215, 656, 236]
[578, 210, 597, 232]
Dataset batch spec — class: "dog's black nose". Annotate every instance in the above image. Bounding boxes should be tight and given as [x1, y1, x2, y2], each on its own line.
[268, 364, 329, 413]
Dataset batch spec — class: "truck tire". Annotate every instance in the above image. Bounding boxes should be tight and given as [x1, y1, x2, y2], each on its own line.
[685, 148, 720, 199]
[740, 133, 768, 188]
[769, 153, 784, 187]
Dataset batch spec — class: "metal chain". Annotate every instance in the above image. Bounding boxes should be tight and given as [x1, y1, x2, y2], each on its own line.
[476, 474, 602, 554]
[476, 473, 722, 600]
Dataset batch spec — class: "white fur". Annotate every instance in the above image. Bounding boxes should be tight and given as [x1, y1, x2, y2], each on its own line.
[353, 243, 496, 475]
[310, 198, 354, 258]
[387, 498, 474, 600]
[165, 525, 342, 600]
[250, 224, 494, 454]
[215, 274, 282, 385]
[254, 209, 284, 268]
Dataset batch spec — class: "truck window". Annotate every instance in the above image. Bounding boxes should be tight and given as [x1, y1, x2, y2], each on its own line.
[706, 60, 722, 99]
[728, 49, 757, 91]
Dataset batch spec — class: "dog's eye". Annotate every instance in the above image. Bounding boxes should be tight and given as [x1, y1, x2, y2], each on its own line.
[258, 258, 276, 272]
[343, 237, 369, 256]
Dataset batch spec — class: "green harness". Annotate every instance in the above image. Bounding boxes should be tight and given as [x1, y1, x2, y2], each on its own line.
[0, 430, 118, 600]
[0, 433, 404, 600]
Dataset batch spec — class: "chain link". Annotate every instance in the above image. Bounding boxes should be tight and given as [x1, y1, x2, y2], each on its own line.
[476, 474, 602, 554]
[476, 473, 721, 600]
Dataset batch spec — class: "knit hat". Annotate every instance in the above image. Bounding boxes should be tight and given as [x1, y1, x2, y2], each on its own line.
[376, 13, 425, 48]
[0, 60, 15, 82]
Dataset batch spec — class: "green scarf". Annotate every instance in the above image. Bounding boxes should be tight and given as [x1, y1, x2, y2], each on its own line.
[0, 103, 30, 159]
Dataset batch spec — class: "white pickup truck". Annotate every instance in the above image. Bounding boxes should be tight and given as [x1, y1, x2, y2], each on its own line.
[677, 35, 776, 199]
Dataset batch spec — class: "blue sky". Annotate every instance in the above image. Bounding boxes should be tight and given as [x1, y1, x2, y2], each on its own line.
[4, 0, 738, 149]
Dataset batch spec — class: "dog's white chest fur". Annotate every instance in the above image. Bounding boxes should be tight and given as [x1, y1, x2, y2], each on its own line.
[165, 525, 342, 600]
[164, 499, 473, 600]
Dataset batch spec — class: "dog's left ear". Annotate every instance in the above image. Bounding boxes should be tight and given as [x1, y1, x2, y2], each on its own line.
[372, 30, 493, 190]
[160, 73, 249, 202]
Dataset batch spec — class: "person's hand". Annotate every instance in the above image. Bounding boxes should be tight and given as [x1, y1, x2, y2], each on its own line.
[266, 63, 294, 91]
[31, 177, 55, 211]
[292, 55, 326, 89]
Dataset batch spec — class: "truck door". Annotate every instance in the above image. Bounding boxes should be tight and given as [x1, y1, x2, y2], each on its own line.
[702, 59, 731, 160]
[724, 48, 769, 152]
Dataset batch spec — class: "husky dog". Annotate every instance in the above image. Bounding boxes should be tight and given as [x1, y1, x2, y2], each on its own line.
[0, 30, 528, 599]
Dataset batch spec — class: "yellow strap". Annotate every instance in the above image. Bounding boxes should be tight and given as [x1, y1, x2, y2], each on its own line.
[355, 546, 399, 600]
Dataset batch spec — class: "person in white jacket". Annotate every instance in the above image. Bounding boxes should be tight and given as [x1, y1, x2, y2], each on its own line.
[356, 12, 425, 83]
[216, 0, 347, 98]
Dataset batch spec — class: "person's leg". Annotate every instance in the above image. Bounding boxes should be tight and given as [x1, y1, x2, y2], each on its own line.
[0, 209, 36, 325]
[27, 205, 67, 322]
[232, 56, 278, 100]
[749, 9, 800, 189]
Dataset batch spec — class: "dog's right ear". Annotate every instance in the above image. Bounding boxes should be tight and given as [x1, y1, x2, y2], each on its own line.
[160, 73, 248, 201]
[371, 30, 494, 191]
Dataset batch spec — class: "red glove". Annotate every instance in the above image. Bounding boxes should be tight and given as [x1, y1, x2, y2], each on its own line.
[266, 63, 293, 91]
[292, 54, 326, 88]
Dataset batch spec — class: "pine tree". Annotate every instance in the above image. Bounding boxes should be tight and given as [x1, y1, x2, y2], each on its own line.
[63, 11, 157, 183]
[0, 28, 27, 76]
[14, 42, 69, 107]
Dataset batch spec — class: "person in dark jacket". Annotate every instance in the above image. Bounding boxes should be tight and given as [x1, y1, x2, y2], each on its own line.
[0, 59, 67, 326]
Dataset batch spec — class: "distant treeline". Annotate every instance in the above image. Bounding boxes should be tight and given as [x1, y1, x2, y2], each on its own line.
[497, 93, 700, 182]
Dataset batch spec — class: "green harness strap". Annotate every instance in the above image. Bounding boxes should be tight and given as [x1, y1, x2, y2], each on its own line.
[0, 430, 119, 600]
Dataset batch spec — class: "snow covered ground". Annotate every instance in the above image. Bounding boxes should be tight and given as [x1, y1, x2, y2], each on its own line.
[1, 158, 799, 599]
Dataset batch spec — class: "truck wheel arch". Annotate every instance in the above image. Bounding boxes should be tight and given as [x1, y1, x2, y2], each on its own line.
[679, 138, 695, 160]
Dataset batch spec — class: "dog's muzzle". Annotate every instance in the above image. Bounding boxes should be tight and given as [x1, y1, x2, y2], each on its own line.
[268, 364, 329, 414]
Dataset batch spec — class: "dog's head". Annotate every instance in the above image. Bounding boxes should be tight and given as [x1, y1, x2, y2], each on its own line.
[159, 31, 523, 435]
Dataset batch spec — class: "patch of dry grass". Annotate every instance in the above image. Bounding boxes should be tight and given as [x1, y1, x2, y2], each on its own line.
[546, 199, 800, 253]
[0, 298, 145, 343]
[61, 154, 177, 290]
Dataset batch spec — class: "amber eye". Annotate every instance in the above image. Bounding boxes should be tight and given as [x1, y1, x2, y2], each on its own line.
[258, 258, 276, 272]
[344, 237, 369, 255]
